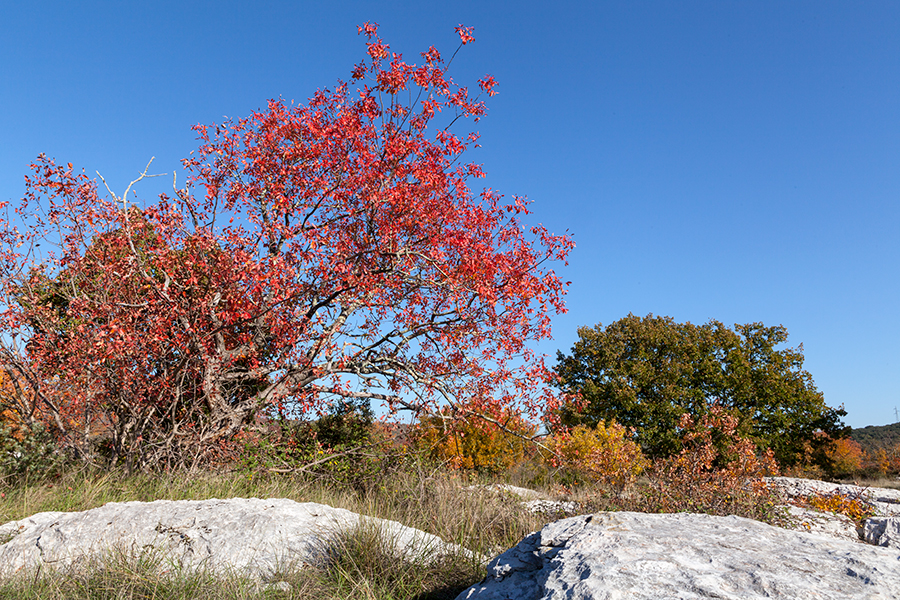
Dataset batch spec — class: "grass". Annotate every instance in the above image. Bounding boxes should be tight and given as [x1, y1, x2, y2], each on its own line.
[834, 476, 900, 491]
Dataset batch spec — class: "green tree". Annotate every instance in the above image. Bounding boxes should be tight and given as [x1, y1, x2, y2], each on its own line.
[553, 314, 848, 467]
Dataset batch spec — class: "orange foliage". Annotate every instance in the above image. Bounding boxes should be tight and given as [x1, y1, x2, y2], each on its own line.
[543, 421, 647, 489]
[825, 437, 865, 476]
[869, 443, 900, 476]
[0, 371, 28, 440]
[416, 405, 536, 473]
[647, 405, 780, 517]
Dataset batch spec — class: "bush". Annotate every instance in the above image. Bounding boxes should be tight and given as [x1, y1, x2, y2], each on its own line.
[870, 443, 900, 476]
[415, 405, 536, 474]
[235, 400, 399, 490]
[644, 405, 782, 522]
[825, 437, 865, 478]
[542, 421, 647, 491]
[0, 421, 65, 483]
[795, 490, 876, 526]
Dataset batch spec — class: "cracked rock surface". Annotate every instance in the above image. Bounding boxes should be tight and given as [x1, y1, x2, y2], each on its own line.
[457, 511, 900, 600]
[0, 497, 469, 581]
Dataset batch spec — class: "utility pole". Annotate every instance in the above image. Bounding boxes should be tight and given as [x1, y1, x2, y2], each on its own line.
[895, 406, 899, 423]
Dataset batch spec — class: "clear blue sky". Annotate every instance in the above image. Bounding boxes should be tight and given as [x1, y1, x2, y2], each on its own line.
[2, 2, 898, 428]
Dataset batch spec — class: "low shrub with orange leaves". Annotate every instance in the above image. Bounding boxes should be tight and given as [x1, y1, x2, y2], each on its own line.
[542, 421, 648, 491]
[416, 404, 537, 474]
[644, 405, 782, 522]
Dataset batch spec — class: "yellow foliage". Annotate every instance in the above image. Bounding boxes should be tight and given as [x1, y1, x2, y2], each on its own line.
[544, 421, 648, 488]
[797, 491, 875, 526]
[416, 407, 536, 474]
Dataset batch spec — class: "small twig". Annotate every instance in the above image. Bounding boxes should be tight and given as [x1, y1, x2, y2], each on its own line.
[96, 157, 165, 213]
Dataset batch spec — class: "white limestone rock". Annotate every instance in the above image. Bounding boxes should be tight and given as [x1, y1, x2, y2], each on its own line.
[457, 511, 900, 600]
[766, 477, 900, 517]
[866, 517, 900, 549]
[0, 497, 471, 582]
[465, 484, 581, 517]
[0, 511, 67, 543]
[522, 499, 580, 516]
[783, 505, 861, 543]
[465, 484, 547, 501]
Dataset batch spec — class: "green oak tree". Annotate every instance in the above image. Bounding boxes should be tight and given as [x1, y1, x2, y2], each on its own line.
[553, 314, 848, 467]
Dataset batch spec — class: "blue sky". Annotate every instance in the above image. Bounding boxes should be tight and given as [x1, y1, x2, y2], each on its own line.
[2, 2, 898, 428]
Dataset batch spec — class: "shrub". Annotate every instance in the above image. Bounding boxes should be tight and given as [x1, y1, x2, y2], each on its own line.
[0, 421, 65, 483]
[415, 405, 537, 474]
[235, 400, 391, 489]
[796, 490, 876, 526]
[644, 405, 782, 522]
[867, 442, 900, 477]
[542, 421, 647, 491]
[825, 437, 865, 478]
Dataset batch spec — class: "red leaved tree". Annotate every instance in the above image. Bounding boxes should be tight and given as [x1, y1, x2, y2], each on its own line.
[0, 24, 572, 471]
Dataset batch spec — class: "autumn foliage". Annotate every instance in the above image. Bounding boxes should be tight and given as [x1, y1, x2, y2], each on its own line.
[416, 402, 537, 473]
[0, 24, 571, 472]
[645, 405, 781, 518]
[543, 421, 647, 489]
[824, 437, 865, 476]
[0, 371, 28, 442]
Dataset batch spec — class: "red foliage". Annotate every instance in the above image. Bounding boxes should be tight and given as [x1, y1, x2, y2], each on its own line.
[0, 25, 572, 471]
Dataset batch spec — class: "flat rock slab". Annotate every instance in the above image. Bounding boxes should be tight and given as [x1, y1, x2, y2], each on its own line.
[767, 477, 900, 517]
[0, 498, 468, 581]
[783, 505, 861, 543]
[458, 511, 900, 600]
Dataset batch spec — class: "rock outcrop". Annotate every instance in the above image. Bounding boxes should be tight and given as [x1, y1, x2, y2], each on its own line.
[767, 476, 900, 517]
[0, 497, 471, 582]
[466, 484, 547, 501]
[766, 476, 900, 546]
[866, 516, 900, 549]
[457, 511, 900, 600]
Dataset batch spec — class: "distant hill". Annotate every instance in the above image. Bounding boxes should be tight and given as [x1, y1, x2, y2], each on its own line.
[851, 422, 900, 453]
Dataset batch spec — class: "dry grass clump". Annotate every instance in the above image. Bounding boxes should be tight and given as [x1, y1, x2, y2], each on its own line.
[835, 476, 900, 491]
